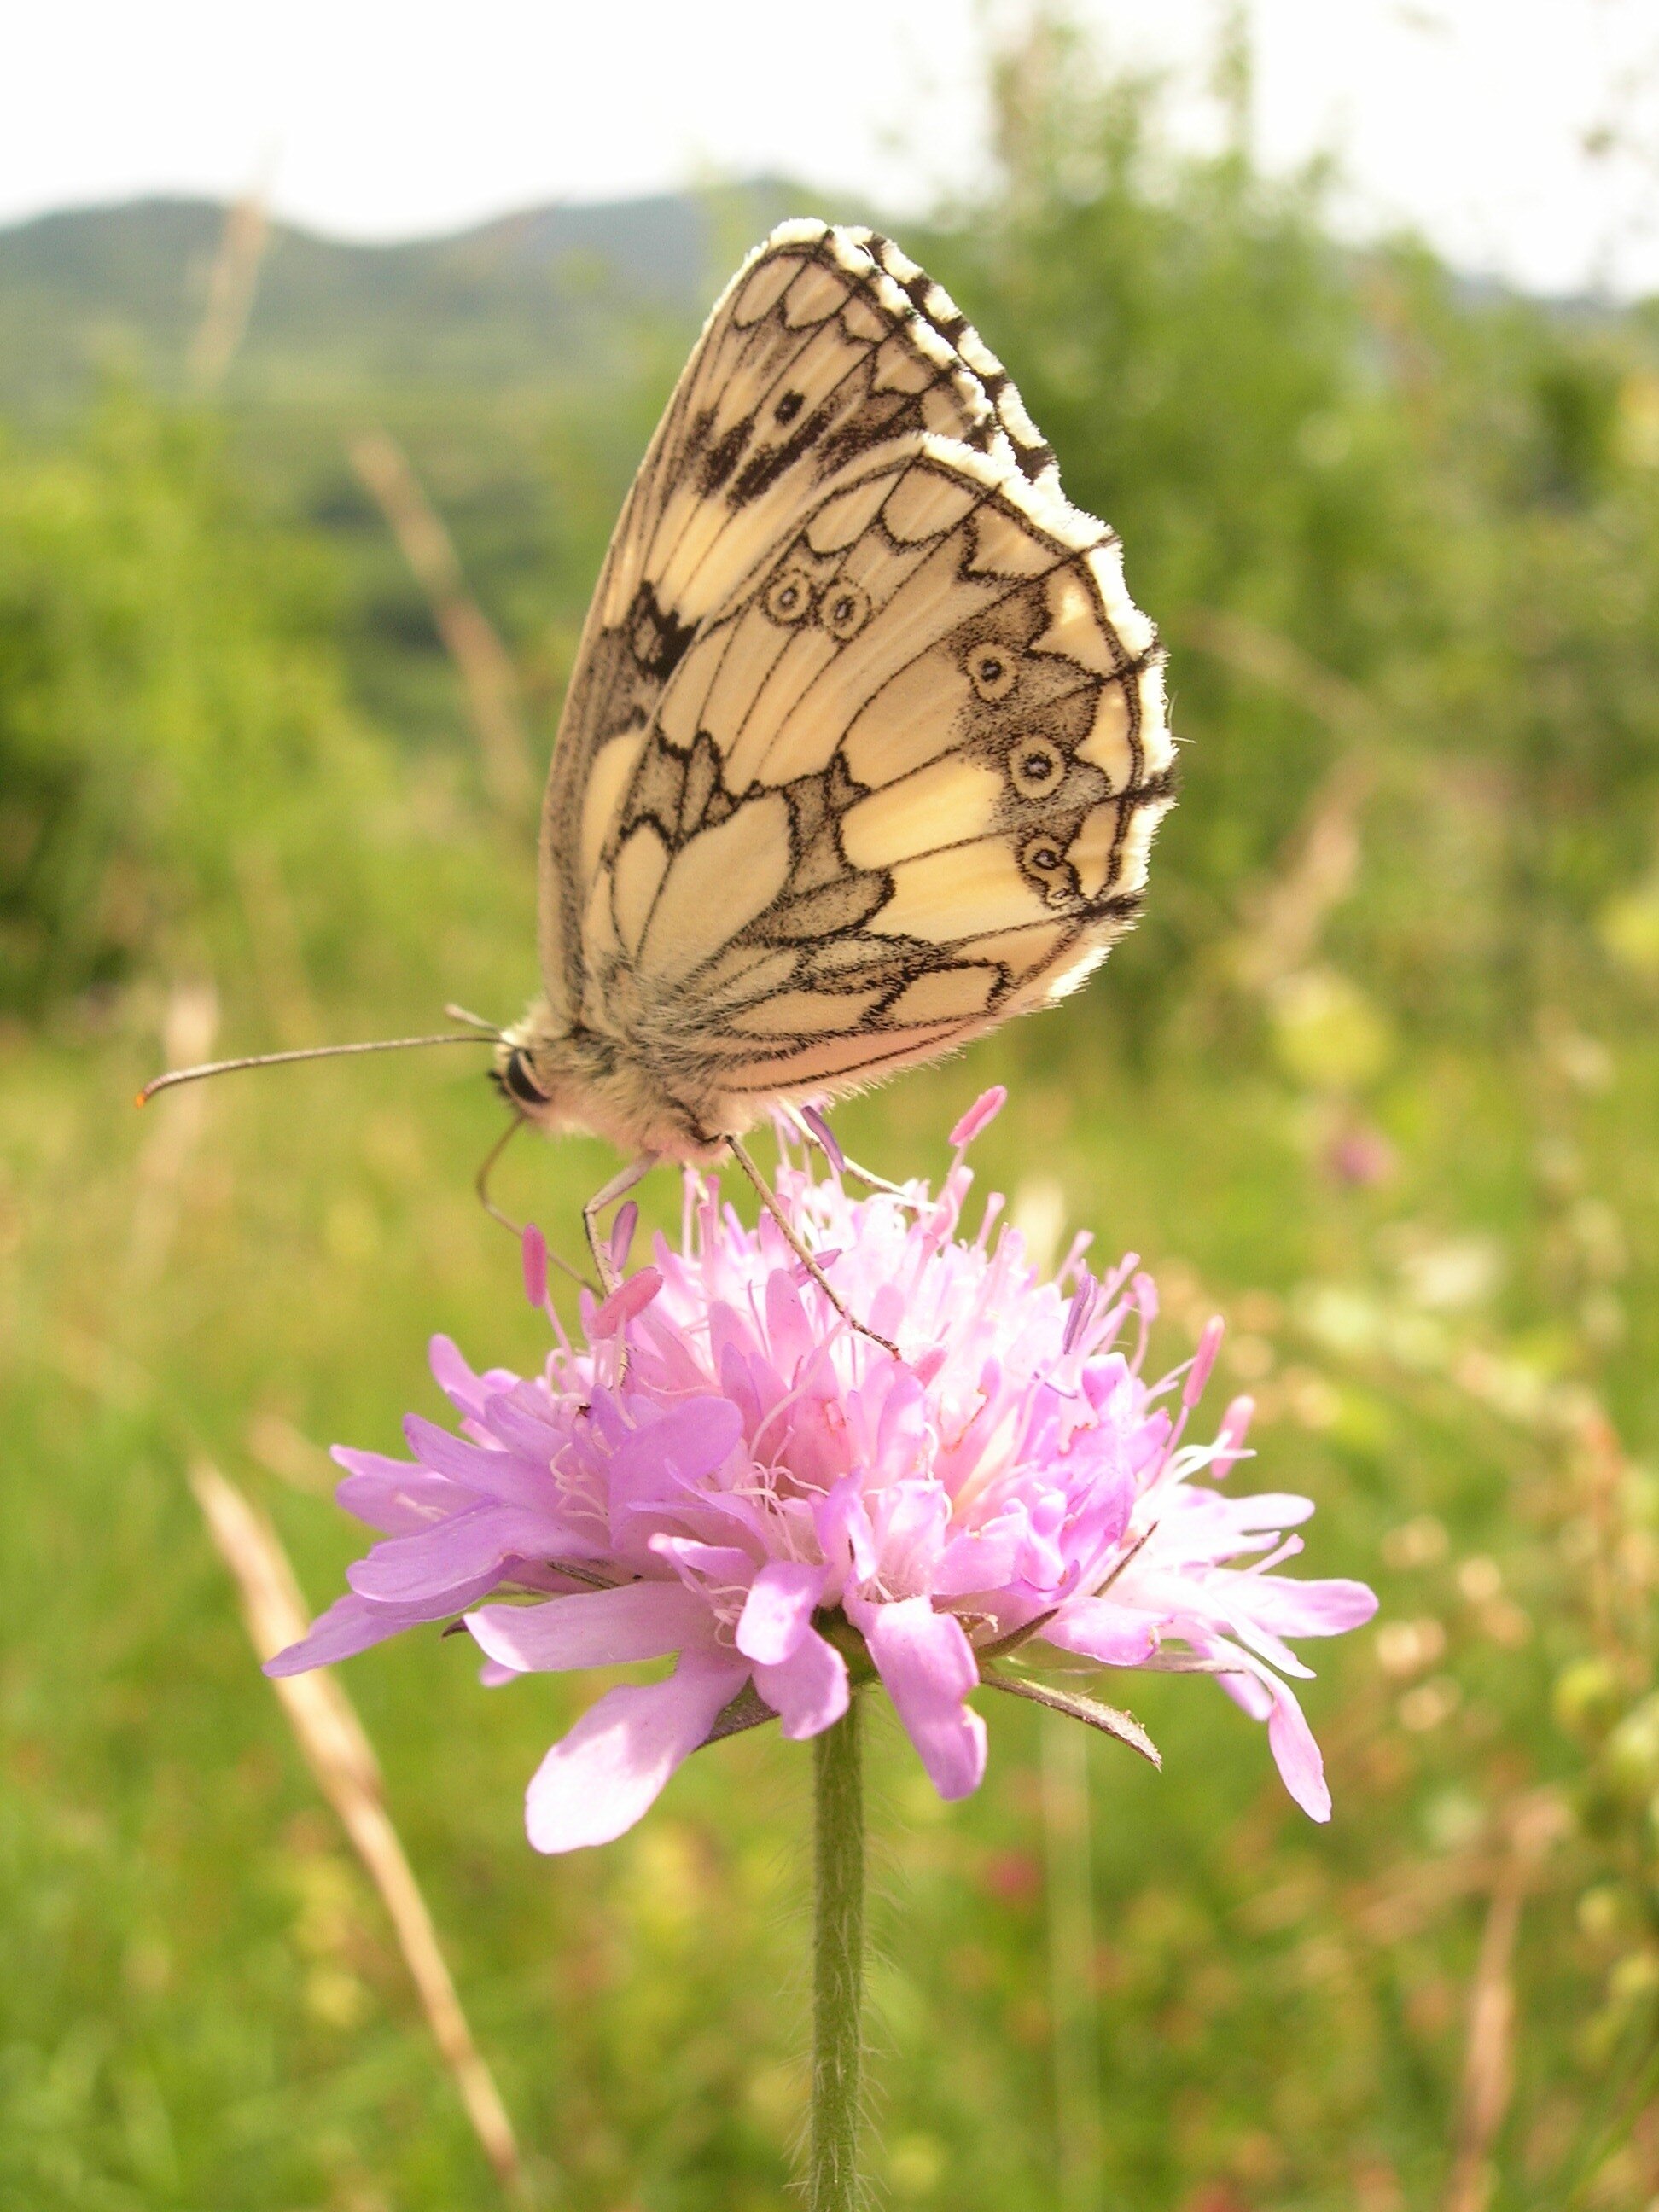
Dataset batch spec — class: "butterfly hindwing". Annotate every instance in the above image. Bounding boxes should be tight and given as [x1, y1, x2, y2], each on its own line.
[538, 221, 1173, 1123]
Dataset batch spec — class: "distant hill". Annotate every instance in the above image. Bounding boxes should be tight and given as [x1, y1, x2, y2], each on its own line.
[0, 180, 888, 750]
[0, 179, 863, 411]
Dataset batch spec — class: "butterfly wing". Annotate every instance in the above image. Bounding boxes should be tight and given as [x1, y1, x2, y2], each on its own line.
[538, 220, 1173, 1129]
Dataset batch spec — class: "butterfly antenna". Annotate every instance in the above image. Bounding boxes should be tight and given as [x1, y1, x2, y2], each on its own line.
[136, 1031, 492, 1107]
[444, 1004, 503, 1036]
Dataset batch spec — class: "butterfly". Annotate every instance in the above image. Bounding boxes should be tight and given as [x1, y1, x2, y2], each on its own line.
[143, 221, 1174, 1344]
[491, 221, 1174, 1305]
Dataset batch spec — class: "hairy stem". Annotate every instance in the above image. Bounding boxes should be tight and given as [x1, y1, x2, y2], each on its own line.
[809, 1691, 866, 2212]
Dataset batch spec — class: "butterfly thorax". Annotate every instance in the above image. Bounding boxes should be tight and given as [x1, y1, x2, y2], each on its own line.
[496, 999, 735, 1164]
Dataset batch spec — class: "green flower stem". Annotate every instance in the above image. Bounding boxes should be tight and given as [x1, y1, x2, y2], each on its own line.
[809, 1689, 866, 2212]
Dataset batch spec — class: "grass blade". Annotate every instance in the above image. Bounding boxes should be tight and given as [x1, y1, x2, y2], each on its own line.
[190, 1460, 533, 2203]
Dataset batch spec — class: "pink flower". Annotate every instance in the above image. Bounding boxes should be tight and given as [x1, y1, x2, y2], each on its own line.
[269, 1096, 1377, 1850]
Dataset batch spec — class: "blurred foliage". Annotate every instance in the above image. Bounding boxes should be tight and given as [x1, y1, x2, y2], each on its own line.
[0, 394, 418, 1017]
[3, 14, 1659, 2212]
[925, 18, 1659, 1049]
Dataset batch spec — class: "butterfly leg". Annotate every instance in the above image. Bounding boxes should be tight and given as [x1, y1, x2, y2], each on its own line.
[727, 1135, 899, 1359]
[584, 1152, 659, 1295]
[836, 1151, 907, 1198]
[783, 1104, 907, 1198]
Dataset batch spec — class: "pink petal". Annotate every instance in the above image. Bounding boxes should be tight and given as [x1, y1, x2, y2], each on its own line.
[1214, 1610, 1316, 1681]
[1264, 1675, 1332, 1823]
[1044, 1597, 1161, 1667]
[265, 1580, 498, 1674]
[1219, 1664, 1275, 1720]
[933, 1521, 1027, 1599]
[1237, 1575, 1379, 1639]
[428, 1333, 488, 1416]
[763, 1269, 818, 1377]
[861, 1598, 987, 1801]
[346, 1505, 556, 1603]
[869, 1476, 950, 1592]
[736, 1560, 829, 1665]
[467, 1580, 713, 1674]
[606, 1398, 743, 1514]
[524, 1652, 748, 1853]
[476, 1388, 564, 1464]
[1212, 1493, 1317, 1535]
[813, 1473, 877, 1589]
[331, 1451, 467, 1534]
[754, 1628, 849, 1739]
[648, 1535, 755, 1594]
[1202, 1635, 1334, 1821]
[400, 1415, 549, 1506]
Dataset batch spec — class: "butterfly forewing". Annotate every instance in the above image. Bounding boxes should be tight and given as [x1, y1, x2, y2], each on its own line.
[537, 220, 1173, 1135]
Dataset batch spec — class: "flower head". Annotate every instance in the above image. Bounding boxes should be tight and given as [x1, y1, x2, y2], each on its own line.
[270, 1096, 1377, 1851]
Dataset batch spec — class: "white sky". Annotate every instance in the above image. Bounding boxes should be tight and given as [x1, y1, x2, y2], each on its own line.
[4, 0, 1658, 295]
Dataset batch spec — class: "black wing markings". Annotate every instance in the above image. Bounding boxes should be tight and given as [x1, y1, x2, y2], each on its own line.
[542, 222, 1172, 1093]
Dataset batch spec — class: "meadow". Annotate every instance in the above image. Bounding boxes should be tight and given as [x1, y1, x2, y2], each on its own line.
[3, 28, 1659, 2211]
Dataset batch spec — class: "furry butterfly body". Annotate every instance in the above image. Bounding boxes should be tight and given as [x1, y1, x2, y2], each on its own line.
[498, 219, 1175, 1164]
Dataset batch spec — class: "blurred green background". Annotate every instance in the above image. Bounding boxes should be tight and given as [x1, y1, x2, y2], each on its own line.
[5, 19, 1659, 2212]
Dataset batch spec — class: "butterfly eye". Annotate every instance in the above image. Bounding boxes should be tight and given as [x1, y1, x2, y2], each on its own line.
[819, 580, 871, 643]
[1008, 736, 1066, 798]
[1019, 830, 1080, 908]
[500, 1047, 550, 1108]
[765, 568, 815, 624]
[966, 644, 1019, 702]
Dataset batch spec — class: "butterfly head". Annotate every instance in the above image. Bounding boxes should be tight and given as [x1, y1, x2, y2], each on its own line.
[492, 999, 728, 1163]
[492, 1002, 573, 1131]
